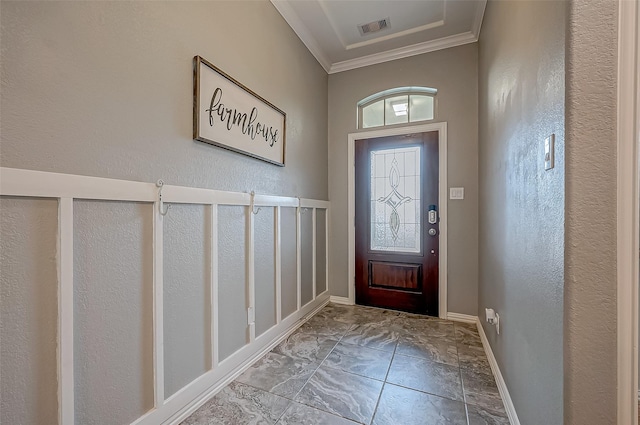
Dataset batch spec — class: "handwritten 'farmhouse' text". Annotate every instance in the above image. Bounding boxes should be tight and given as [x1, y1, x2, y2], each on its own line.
[206, 87, 279, 147]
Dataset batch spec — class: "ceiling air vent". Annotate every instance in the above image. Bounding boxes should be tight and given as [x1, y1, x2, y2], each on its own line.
[358, 18, 390, 36]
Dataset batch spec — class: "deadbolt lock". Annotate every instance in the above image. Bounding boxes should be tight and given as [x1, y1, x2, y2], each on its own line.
[428, 228, 437, 236]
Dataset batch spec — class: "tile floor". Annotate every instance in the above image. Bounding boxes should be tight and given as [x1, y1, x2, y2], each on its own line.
[182, 303, 510, 425]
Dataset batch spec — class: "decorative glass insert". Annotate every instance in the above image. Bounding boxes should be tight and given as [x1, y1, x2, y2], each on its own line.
[370, 146, 421, 253]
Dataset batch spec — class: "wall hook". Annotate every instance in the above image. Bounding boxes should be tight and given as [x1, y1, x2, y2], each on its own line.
[156, 179, 171, 216]
[297, 196, 309, 214]
[250, 191, 261, 215]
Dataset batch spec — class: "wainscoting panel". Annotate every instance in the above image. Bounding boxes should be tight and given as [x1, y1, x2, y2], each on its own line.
[163, 204, 210, 399]
[0, 167, 330, 425]
[0, 198, 59, 425]
[280, 207, 299, 320]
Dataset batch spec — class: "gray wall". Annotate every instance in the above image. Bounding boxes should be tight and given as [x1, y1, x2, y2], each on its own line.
[0, 1, 327, 423]
[564, 0, 618, 423]
[74, 201, 155, 425]
[327, 44, 479, 315]
[478, 1, 565, 424]
[0, 198, 59, 425]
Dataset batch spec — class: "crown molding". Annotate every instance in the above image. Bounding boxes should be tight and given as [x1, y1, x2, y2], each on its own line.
[270, 0, 332, 73]
[271, 0, 486, 75]
[471, 0, 487, 38]
[329, 31, 478, 74]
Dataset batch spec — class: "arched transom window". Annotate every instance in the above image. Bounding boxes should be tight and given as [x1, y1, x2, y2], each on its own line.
[358, 87, 437, 129]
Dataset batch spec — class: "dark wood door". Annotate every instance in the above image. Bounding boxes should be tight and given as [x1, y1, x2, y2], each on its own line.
[355, 131, 439, 316]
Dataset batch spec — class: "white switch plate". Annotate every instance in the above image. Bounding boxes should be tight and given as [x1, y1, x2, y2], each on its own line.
[544, 134, 555, 170]
[449, 187, 464, 200]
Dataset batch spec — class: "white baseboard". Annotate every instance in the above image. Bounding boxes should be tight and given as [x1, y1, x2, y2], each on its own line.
[446, 312, 478, 324]
[129, 296, 330, 425]
[329, 295, 354, 305]
[476, 319, 521, 425]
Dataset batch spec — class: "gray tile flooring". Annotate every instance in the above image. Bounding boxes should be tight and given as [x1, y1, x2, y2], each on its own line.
[181, 303, 510, 425]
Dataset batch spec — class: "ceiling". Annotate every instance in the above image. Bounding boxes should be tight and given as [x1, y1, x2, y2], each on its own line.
[271, 0, 486, 74]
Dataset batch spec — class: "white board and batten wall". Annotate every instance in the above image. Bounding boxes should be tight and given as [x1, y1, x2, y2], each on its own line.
[1, 167, 330, 425]
[0, 2, 329, 425]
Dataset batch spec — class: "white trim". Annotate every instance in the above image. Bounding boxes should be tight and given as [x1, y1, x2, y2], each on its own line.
[329, 296, 354, 305]
[325, 207, 330, 296]
[269, 1, 486, 75]
[57, 198, 74, 425]
[300, 199, 330, 209]
[269, 0, 332, 73]
[211, 205, 219, 369]
[446, 312, 477, 324]
[477, 319, 521, 425]
[275, 206, 282, 324]
[312, 208, 317, 299]
[471, 0, 487, 38]
[0, 168, 326, 209]
[329, 32, 477, 74]
[162, 296, 330, 425]
[0, 167, 331, 425]
[296, 206, 302, 310]
[152, 203, 165, 407]
[248, 207, 256, 343]
[347, 122, 448, 318]
[617, 0, 640, 423]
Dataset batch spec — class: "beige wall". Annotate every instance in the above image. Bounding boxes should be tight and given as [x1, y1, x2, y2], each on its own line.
[327, 44, 479, 315]
[564, 0, 618, 423]
[0, 1, 327, 423]
[478, 1, 565, 423]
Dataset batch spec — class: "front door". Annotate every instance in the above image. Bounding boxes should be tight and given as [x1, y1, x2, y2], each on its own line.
[355, 131, 439, 316]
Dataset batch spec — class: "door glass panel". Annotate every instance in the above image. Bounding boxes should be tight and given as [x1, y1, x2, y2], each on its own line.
[370, 146, 421, 253]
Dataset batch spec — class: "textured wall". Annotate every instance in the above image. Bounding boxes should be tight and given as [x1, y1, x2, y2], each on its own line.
[300, 210, 314, 306]
[281, 207, 299, 319]
[327, 44, 479, 315]
[564, 0, 618, 423]
[218, 206, 249, 361]
[478, 1, 565, 423]
[0, 1, 328, 199]
[255, 207, 277, 337]
[0, 1, 327, 423]
[74, 201, 154, 425]
[316, 209, 328, 295]
[164, 204, 210, 398]
[0, 198, 58, 425]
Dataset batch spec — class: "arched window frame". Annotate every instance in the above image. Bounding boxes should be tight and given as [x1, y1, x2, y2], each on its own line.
[357, 86, 437, 129]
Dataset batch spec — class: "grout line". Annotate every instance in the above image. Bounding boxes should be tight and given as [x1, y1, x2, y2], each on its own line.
[369, 336, 399, 424]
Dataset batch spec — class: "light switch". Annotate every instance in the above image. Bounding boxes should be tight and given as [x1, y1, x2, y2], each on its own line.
[544, 134, 555, 170]
[449, 187, 464, 200]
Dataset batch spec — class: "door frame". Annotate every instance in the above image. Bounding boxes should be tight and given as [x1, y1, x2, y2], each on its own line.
[617, 0, 639, 423]
[347, 122, 448, 318]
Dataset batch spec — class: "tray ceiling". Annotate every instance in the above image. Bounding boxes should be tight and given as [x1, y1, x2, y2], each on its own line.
[271, 0, 486, 74]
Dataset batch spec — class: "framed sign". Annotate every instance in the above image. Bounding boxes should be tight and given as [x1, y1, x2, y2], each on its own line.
[193, 56, 286, 166]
